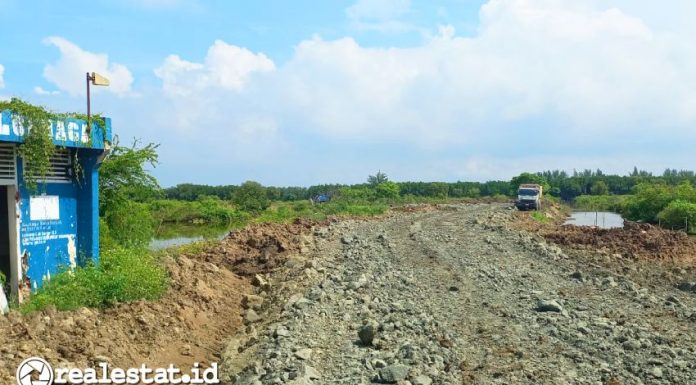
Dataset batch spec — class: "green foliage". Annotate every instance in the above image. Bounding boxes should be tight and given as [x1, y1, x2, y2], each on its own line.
[99, 140, 160, 214]
[254, 200, 388, 224]
[590, 180, 609, 195]
[657, 200, 696, 233]
[574, 195, 630, 212]
[510, 173, 550, 194]
[375, 181, 400, 199]
[0, 98, 56, 192]
[368, 171, 389, 186]
[0, 98, 106, 192]
[337, 186, 376, 202]
[20, 247, 168, 312]
[623, 183, 680, 222]
[233, 181, 270, 213]
[104, 201, 154, 248]
[530, 211, 550, 223]
[149, 197, 248, 225]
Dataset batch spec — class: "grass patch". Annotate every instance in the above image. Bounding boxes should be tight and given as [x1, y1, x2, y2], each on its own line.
[254, 200, 388, 223]
[530, 211, 550, 223]
[20, 247, 168, 313]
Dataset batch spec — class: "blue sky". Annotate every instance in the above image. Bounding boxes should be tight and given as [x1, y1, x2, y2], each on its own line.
[1, 0, 696, 187]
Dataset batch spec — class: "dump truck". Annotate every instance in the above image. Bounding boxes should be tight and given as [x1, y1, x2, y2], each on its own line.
[515, 184, 543, 211]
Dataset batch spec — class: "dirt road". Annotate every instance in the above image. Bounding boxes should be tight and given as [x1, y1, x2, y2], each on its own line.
[228, 203, 696, 385]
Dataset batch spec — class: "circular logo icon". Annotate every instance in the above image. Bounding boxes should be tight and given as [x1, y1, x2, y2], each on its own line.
[16, 357, 53, 385]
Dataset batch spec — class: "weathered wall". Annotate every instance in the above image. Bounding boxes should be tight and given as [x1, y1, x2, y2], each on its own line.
[17, 153, 102, 290]
[0, 110, 112, 291]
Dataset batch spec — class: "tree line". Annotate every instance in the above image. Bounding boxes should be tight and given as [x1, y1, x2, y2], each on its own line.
[163, 167, 696, 203]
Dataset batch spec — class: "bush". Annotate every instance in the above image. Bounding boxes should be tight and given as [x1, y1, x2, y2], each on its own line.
[657, 200, 696, 233]
[574, 195, 630, 212]
[336, 186, 376, 202]
[510, 173, 550, 195]
[375, 181, 400, 199]
[104, 201, 154, 248]
[234, 181, 270, 213]
[148, 198, 247, 226]
[21, 247, 168, 312]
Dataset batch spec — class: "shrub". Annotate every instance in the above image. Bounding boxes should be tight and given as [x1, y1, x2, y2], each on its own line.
[375, 181, 400, 199]
[21, 247, 168, 312]
[336, 186, 376, 202]
[657, 200, 696, 233]
[574, 195, 630, 213]
[234, 181, 270, 213]
[104, 201, 154, 248]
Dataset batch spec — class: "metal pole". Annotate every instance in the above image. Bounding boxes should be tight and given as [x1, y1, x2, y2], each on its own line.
[86, 72, 92, 133]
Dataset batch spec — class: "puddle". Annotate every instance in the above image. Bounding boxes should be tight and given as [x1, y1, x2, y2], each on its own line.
[565, 211, 624, 229]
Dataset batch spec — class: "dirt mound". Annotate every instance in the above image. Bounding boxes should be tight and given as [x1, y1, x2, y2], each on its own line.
[0, 255, 248, 382]
[0, 219, 319, 383]
[543, 221, 696, 263]
[199, 218, 322, 276]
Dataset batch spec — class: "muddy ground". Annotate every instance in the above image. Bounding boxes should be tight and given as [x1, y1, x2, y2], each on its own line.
[1, 203, 695, 385]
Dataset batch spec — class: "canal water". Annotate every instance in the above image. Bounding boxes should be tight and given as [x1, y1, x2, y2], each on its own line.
[564, 211, 625, 229]
[149, 224, 233, 250]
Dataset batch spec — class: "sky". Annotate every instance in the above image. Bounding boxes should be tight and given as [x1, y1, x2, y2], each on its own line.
[1, 0, 696, 187]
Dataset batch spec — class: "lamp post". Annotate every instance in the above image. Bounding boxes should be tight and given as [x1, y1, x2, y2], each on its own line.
[86, 72, 110, 132]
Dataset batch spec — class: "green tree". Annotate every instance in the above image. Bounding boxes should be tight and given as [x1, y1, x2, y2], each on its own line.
[375, 181, 400, 199]
[657, 200, 696, 233]
[233, 181, 270, 212]
[99, 141, 160, 215]
[590, 180, 609, 195]
[367, 171, 389, 186]
[510, 173, 550, 195]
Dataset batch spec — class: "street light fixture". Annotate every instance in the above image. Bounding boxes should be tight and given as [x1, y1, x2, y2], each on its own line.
[86, 72, 110, 132]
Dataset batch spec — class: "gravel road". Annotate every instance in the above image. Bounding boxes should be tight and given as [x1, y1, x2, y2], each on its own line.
[227, 203, 696, 385]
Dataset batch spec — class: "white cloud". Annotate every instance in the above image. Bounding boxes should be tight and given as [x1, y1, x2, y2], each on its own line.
[43, 36, 134, 97]
[0, 64, 4, 89]
[155, 40, 275, 97]
[270, 0, 696, 146]
[153, 40, 276, 135]
[144, 0, 696, 185]
[33, 86, 59, 96]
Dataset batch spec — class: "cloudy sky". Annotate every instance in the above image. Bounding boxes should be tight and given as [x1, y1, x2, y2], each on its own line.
[1, 0, 695, 186]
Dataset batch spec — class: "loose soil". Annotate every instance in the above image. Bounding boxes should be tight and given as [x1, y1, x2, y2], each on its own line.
[0, 221, 315, 383]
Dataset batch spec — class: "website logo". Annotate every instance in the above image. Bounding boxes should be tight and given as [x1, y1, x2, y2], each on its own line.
[16, 357, 54, 385]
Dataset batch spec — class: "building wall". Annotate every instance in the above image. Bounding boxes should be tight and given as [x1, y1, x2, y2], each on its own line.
[17, 150, 101, 291]
[0, 111, 111, 295]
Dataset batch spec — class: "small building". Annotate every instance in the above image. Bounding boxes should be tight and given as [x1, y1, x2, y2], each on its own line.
[0, 110, 112, 301]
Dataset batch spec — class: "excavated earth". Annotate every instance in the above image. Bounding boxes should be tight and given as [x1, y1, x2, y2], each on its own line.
[2, 203, 696, 385]
[0, 221, 314, 383]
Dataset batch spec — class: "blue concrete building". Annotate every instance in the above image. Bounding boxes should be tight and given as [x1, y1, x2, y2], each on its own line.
[0, 111, 111, 301]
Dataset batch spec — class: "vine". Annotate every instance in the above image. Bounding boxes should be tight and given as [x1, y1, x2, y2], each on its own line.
[0, 98, 105, 192]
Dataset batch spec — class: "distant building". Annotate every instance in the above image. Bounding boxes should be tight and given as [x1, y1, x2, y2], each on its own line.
[0, 111, 112, 301]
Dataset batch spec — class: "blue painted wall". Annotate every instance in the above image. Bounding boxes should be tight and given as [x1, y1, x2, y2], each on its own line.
[0, 111, 111, 290]
[0, 111, 111, 149]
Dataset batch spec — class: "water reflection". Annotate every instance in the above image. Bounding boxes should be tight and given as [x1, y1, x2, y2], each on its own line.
[565, 212, 624, 229]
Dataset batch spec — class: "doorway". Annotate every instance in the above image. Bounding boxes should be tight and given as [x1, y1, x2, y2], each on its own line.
[0, 186, 9, 295]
